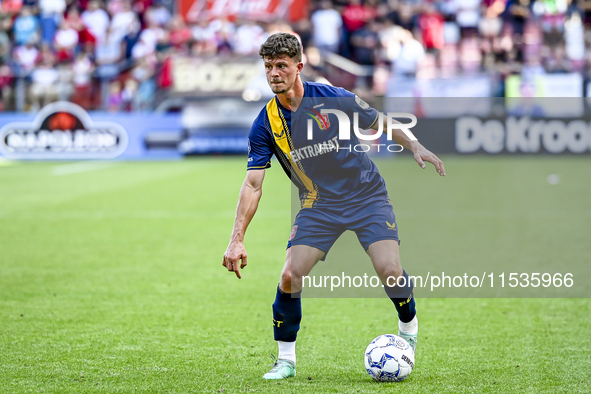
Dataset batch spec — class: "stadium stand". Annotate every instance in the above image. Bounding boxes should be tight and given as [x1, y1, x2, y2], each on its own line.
[0, 0, 589, 111]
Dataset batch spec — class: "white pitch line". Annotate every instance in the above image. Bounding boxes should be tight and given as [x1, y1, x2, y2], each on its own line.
[52, 161, 118, 176]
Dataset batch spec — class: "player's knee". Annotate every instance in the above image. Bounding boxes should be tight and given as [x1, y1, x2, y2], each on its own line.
[280, 270, 292, 292]
[382, 266, 404, 285]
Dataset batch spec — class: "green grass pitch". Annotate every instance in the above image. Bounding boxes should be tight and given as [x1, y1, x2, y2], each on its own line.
[1, 157, 590, 393]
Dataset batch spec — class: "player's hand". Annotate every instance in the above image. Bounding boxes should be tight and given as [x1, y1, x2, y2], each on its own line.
[222, 241, 248, 279]
[411, 142, 446, 176]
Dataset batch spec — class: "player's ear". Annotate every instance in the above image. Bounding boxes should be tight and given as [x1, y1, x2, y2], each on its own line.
[296, 62, 304, 74]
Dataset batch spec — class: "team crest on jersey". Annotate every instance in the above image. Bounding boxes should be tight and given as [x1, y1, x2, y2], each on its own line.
[305, 107, 330, 131]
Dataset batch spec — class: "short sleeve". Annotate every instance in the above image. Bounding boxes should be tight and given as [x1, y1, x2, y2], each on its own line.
[337, 88, 380, 130]
[247, 120, 273, 170]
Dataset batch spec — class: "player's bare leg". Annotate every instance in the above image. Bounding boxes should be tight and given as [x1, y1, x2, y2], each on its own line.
[280, 245, 325, 293]
[367, 240, 418, 353]
[263, 245, 324, 380]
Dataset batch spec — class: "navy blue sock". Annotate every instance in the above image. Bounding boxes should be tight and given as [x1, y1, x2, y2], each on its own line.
[272, 285, 302, 342]
[384, 270, 416, 323]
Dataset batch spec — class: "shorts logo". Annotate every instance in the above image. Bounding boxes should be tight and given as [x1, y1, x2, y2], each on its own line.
[289, 225, 298, 241]
[386, 221, 396, 230]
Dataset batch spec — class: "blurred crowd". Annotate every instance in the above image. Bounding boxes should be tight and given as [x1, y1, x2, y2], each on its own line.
[0, 0, 590, 111]
[299, 0, 591, 90]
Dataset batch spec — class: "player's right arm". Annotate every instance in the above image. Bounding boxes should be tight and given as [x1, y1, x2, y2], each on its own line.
[223, 169, 266, 279]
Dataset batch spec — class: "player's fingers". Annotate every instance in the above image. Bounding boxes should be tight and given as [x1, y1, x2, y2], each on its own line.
[414, 153, 426, 169]
[241, 254, 248, 269]
[429, 155, 443, 174]
[431, 156, 445, 176]
[439, 160, 446, 176]
[425, 154, 446, 176]
[234, 264, 242, 279]
[226, 258, 235, 272]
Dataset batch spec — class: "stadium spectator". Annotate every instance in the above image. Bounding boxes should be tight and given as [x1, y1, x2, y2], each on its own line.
[342, 0, 373, 33]
[379, 17, 405, 64]
[168, 14, 192, 52]
[418, 2, 445, 53]
[39, 0, 67, 46]
[505, 0, 532, 36]
[459, 35, 482, 72]
[13, 6, 40, 46]
[211, 17, 235, 54]
[0, 64, 13, 111]
[131, 20, 165, 58]
[132, 0, 152, 17]
[29, 58, 59, 110]
[1, 0, 23, 16]
[109, 0, 141, 45]
[387, 2, 416, 31]
[130, 56, 156, 110]
[106, 0, 124, 16]
[0, 30, 10, 64]
[233, 19, 266, 56]
[95, 27, 124, 79]
[70, 51, 94, 109]
[65, 6, 91, 47]
[54, 20, 79, 62]
[191, 20, 218, 56]
[144, 0, 171, 27]
[12, 40, 39, 77]
[311, 0, 343, 53]
[107, 79, 122, 111]
[350, 19, 380, 65]
[565, 11, 585, 69]
[121, 77, 138, 111]
[456, 0, 481, 37]
[38, 42, 57, 65]
[82, 0, 110, 44]
[393, 29, 425, 75]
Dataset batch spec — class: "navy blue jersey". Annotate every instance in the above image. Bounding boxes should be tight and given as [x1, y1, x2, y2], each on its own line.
[247, 81, 388, 208]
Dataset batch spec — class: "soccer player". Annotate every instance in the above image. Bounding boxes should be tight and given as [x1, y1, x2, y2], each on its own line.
[222, 33, 445, 380]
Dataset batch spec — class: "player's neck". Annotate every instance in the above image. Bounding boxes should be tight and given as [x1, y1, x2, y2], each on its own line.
[277, 77, 304, 112]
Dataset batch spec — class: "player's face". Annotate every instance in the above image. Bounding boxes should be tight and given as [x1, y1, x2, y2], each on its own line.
[264, 55, 302, 94]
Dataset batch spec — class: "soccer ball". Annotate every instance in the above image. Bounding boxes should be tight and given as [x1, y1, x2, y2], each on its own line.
[364, 334, 415, 382]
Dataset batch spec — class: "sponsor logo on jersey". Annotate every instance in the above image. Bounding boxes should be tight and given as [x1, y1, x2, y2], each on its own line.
[290, 136, 340, 163]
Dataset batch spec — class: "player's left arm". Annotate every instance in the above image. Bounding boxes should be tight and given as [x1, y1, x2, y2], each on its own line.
[376, 119, 446, 177]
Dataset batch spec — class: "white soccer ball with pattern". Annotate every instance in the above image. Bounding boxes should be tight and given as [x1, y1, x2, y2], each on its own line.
[364, 334, 415, 382]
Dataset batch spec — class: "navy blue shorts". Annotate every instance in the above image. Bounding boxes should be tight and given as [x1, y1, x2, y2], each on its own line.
[287, 198, 399, 259]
